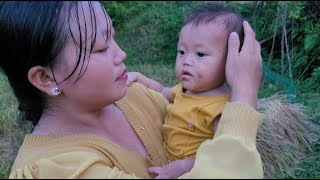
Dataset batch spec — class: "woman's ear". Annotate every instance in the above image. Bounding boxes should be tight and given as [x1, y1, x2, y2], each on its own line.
[27, 66, 58, 96]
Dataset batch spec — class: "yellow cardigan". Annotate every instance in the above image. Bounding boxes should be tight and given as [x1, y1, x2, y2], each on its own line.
[9, 83, 263, 179]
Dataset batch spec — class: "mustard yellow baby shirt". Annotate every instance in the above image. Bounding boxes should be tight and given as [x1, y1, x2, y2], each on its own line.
[9, 82, 263, 179]
[164, 83, 230, 161]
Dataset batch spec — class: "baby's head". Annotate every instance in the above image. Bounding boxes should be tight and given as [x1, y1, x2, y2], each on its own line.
[175, 3, 244, 93]
[184, 3, 245, 49]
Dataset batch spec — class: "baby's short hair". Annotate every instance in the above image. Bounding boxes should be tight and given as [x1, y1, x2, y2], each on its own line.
[184, 3, 245, 48]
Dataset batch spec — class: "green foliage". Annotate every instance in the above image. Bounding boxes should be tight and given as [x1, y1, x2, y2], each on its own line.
[104, 1, 149, 30]
[298, 67, 320, 94]
[235, 1, 320, 84]
[232, 2, 320, 128]
[104, 1, 203, 66]
[304, 35, 320, 53]
[288, 1, 307, 21]
[227, 1, 280, 41]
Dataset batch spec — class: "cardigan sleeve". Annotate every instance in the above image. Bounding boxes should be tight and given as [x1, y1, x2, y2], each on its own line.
[9, 151, 142, 179]
[179, 102, 263, 179]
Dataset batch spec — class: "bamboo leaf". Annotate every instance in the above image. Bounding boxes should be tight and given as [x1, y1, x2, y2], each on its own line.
[304, 35, 320, 52]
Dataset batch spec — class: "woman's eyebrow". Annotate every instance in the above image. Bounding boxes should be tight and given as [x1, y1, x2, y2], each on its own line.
[102, 28, 115, 36]
[97, 30, 108, 45]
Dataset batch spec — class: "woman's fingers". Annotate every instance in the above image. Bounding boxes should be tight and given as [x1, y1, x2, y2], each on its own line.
[225, 20, 262, 108]
[227, 32, 240, 60]
[241, 21, 256, 54]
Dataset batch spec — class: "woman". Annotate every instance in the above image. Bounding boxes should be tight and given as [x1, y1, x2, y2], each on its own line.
[0, 1, 263, 178]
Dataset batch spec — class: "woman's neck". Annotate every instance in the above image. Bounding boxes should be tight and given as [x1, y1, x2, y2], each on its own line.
[33, 102, 149, 157]
[33, 102, 113, 135]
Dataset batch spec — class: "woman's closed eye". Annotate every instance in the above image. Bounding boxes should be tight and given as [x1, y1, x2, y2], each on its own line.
[96, 47, 109, 53]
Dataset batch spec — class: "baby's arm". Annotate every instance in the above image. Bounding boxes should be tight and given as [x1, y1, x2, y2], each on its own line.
[127, 72, 173, 102]
[147, 157, 195, 179]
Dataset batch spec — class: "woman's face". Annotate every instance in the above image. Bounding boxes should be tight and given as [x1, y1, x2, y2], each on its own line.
[53, 2, 127, 109]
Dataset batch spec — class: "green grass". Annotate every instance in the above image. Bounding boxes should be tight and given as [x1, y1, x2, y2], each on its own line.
[0, 71, 19, 179]
[290, 140, 320, 179]
[127, 62, 178, 87]
[0, 71, 32, 178]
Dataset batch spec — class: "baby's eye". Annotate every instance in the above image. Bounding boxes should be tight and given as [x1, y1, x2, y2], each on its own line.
[178, 50, 185, 55]
[197, 52, 206, 57]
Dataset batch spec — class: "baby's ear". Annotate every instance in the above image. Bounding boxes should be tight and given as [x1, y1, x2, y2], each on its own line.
[27, 66, 57, 96]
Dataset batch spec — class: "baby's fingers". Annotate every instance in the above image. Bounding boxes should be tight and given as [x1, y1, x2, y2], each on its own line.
[126, 72, 138, 86]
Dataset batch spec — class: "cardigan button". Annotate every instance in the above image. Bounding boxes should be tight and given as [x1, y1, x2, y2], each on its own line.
[188, 119, 195, 131]
[188, 122, 193, 128]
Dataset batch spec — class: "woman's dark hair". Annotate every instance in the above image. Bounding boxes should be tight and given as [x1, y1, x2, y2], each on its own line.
[0, 1, 112, 126]
[184, 2, 245, 48]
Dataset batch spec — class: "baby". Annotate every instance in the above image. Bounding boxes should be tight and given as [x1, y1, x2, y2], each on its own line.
[127, 3, 245, 178]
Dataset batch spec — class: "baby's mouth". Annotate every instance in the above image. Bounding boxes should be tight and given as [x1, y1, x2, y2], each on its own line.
[181, 71, 193, 80]
[182, 71, 192, 76]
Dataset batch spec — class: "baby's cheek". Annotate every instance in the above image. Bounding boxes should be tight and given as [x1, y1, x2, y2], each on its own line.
[196, 71, 203, 79]
[175, 68, 182, 79]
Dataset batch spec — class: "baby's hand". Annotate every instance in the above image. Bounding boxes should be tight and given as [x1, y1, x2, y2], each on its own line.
[147, 158, 194, 179]
[126, 72, 140, 86]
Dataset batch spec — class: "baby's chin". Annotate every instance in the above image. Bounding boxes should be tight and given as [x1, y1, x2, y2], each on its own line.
[182, 82, 221, 94]
[181, 83, 204, 93]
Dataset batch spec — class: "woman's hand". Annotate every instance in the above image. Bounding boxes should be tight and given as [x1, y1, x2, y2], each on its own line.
[225, 21, 262, 109]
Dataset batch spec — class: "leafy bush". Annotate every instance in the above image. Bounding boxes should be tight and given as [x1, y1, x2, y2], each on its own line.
[104, 1, 202, 66]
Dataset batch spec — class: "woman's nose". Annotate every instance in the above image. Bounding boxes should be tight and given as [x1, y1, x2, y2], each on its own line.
[114, 43, 126, 65]
[119, 48, 126, 62]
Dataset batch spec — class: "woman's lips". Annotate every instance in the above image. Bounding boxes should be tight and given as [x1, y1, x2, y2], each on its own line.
[118, 70, 128, 81]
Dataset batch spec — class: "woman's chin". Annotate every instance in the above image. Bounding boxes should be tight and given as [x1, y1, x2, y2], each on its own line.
[115, 87, 128, 101]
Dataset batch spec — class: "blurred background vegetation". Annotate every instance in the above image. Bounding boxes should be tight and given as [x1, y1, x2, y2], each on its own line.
[0, 1, 319, 178]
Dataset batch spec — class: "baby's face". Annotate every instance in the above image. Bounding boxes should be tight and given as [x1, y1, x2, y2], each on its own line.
[175, 22, 228, 93]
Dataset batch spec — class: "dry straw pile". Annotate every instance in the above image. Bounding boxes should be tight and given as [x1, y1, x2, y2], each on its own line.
[257, 94, 320, 179]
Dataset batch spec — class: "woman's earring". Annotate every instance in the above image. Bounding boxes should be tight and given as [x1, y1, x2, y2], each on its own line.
[51, 87, 61, 96]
